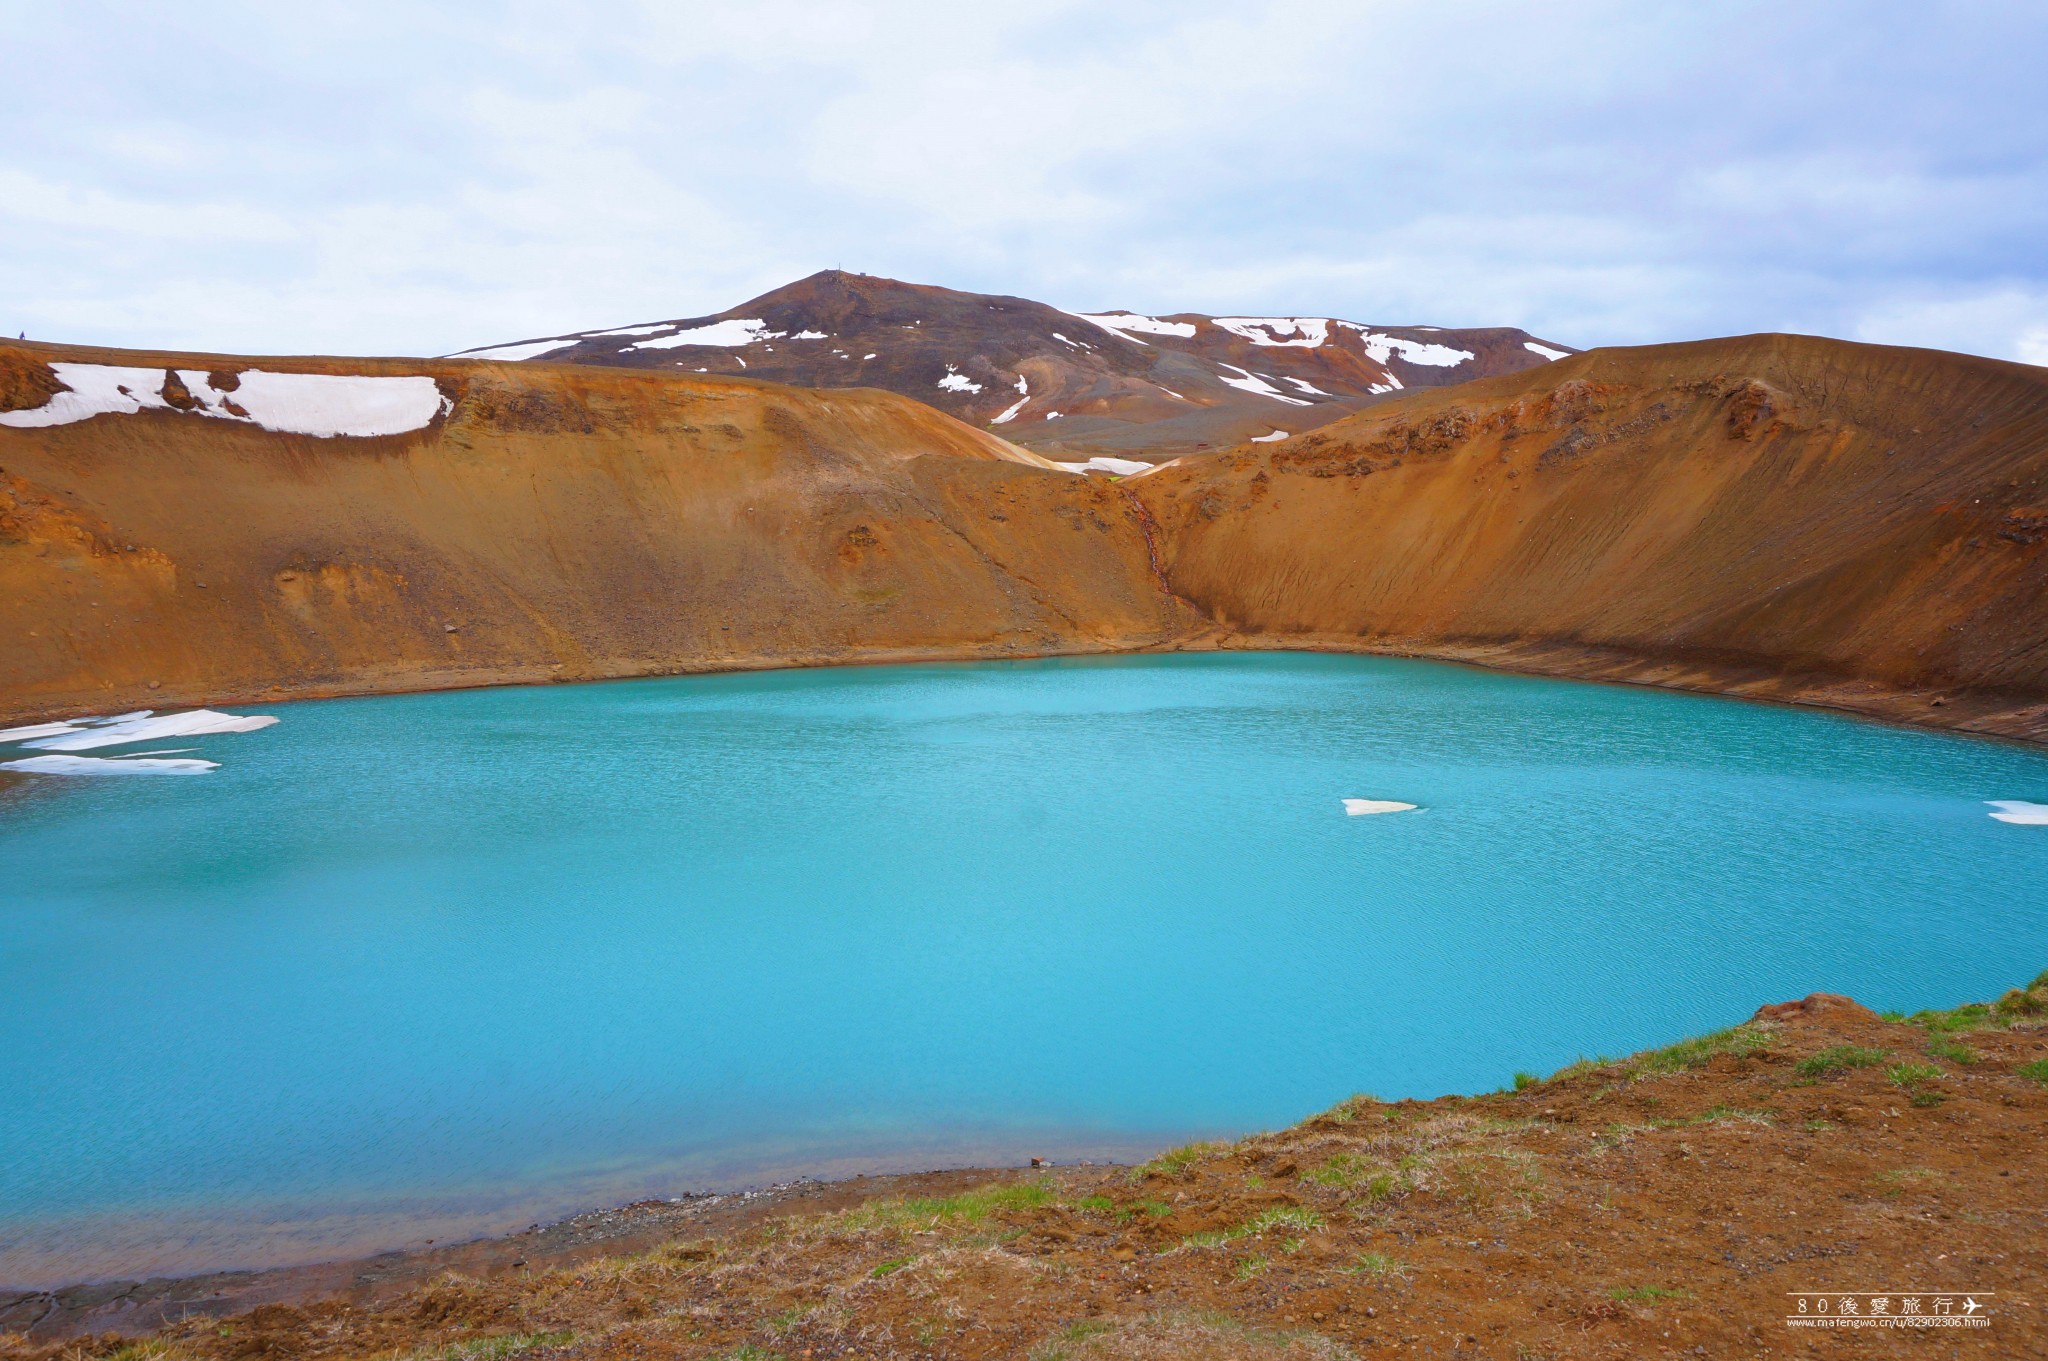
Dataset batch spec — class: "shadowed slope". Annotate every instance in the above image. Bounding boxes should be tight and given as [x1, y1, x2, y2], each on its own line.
[1132, 333, 2048, 739]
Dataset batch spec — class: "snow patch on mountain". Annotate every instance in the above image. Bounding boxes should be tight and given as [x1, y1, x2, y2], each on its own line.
[937, 366, 983, 394]
[0, 364, 447, 438]
[632, 319, 778, 349]
[1075, 312, 1196, 341]
[1525, 341, 1572, 361]
[454, 340, 572, 362]
[1216, 363, 1312, 405]
[1339, 325, 1474, 367]
[1214, 317, 1330, 348]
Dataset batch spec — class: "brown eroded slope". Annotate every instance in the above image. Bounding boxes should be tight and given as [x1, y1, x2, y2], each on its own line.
[0, 343, 1187, 722]
[1133, 333, 2048, 741]
[3, 332, 2047, 744]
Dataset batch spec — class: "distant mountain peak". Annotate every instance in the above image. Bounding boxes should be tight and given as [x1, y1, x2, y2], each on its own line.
[453, 274, 1574, 458]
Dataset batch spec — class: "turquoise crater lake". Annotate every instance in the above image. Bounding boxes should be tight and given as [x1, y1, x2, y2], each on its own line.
[3, 653, 2045, 1286]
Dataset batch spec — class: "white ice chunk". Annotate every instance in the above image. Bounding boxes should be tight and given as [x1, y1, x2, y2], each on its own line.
[990, 395, 1029, 424]
[1214, 317, 1330, 348]
[0, 721, 83, 742]
[1337, 324, 1474, 367]
[632, 319, 780, 349]
[451, 340, 573, 362]
[863, 353, 877, 360]
[937, 367, 983, 394]
[791, 330, 828, 340]
[1343, 798, 1418, 816]
[1986, 800, 2048, 825]
[26, 709, 278, 751]
[1525, 341, 1572, 361]
[1045, 410, 1062, 419]
[1216, 363, 1311, 406]
[1250, 430, 1289, 443]
[3, 754, 219, 775]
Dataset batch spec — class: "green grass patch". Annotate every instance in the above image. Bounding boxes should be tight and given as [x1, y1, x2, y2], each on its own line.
[1793, 1045, 1888, 1078]
[1609, 1285, 1690, 1303]
[1139, 1141, 1226, 1178]
[1232, 1254, 1271, 1280]
[2017, 1059, 2048, 1086]
[1926, 1037, 1977, 1064]
[1630, 1026, 1769, 1077]
[870, 1255, 914, 1277]
[846, 1180, 1055, 1230]
[1180, 1205, 1323, 1250]
[1512, 1072, 1541, 1092]
[1340, 1250, 1412, 1277]
[1887, 1061, 1942, 1088]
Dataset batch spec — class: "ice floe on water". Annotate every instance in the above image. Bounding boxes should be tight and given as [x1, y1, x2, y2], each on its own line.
[1343, 798, 1418, 816]
[0, 364, 448, 438]
[1525, 341, 1572, 361]
[1216, 364, 1311, 406]
[0, 708, 277, 776]
[1251, 430, 1289, 443]
[1986, 801, 2048, 825]
[1, 754, 219, 776]
[1215, 317, 1331, 348]
[24, 710, 278, 752]
[1073, 312, 1197, 341]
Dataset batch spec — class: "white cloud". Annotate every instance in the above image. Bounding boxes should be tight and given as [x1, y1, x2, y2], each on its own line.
[0, 1, 2043, 363]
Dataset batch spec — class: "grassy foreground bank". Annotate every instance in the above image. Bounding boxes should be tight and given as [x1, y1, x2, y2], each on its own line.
[9, 976, 2048, 1360]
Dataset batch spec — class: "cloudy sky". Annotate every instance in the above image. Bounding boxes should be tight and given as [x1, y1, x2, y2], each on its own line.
[2, 1, 2042, 362]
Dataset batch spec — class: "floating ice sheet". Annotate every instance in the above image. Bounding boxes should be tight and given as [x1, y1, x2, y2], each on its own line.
[1986, 800, 2048, 825]
[25, 710, 278, 752]
[2, 754, 219, 775]
[1344, 798, 1418, 816]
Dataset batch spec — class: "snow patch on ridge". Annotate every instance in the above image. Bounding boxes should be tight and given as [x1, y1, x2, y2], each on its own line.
[1075, 312, 1196, 341]
[632, 319, 779, 349]
[937, 366, 983, 394]
[1251, 430, 1289, 443]
[1525, 341, 1572, 361]
[0, 364, 447, 438]
[1053, 457, 1152, 476]
[1216, 363, 1311, 405]
[1338, 324, 1474, 367]
[454, 340, 572, 362]
[990, 374, 1029, 425]
[1215, 317, 1330, 348]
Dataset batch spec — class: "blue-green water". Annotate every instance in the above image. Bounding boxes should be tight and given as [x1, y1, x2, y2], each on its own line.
[2, 653, 2045, 1285]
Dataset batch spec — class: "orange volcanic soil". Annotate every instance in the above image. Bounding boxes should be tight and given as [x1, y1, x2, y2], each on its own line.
[3, 331, 2045, 742]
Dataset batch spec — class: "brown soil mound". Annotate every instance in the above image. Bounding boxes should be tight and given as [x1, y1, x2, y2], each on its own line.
[3, 331, 2045, 743]
[8, 978, 2044, 1358]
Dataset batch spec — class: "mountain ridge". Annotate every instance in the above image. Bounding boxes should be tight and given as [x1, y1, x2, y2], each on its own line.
[450, 270, 1574, 459]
